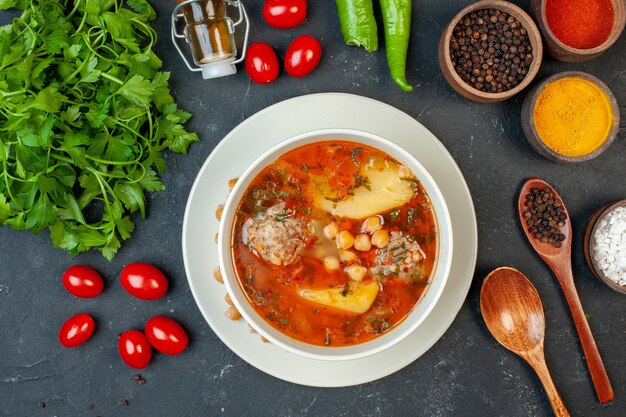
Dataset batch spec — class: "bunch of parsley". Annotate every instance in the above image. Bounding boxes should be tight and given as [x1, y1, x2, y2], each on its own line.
[0, 0, 198, 259]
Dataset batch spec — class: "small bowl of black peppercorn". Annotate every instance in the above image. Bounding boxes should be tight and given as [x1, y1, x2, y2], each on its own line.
[438, 0, 544, 102]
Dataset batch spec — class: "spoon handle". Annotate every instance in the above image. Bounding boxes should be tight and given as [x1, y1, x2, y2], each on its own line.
[558, 271, 614, 403]
[527, 349, 570, 417]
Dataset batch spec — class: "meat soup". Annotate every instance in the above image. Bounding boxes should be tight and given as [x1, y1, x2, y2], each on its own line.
[231, 141, 438, 346]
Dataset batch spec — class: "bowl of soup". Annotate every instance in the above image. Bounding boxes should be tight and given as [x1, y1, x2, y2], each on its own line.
[218, 129, 453, 361]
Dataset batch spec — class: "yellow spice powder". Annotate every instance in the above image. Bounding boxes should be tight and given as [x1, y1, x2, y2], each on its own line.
[533, 77, 613, 157]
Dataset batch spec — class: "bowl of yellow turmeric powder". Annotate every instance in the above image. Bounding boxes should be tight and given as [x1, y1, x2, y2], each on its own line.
[521, 71, 620, 163]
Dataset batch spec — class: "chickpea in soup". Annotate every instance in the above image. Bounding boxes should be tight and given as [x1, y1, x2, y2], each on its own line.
[231, 141, 438, 346]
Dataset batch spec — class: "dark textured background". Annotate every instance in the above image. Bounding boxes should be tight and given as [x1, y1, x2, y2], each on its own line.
[1, 1, 625, 416]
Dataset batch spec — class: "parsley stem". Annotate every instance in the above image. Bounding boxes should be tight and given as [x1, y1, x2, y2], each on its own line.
[0, 89, 26, 97]
[49, 153, 74, 165]
[87, 167, 113, 217]
[83, 154, 141, 166]
[87, 167, 124, 209]
[2, 149, 17, 204]
[101, 72, 123, 85]
[0, 106, 26, 117]
[61, 53, 94, 86]
[66, 0, 82, 19]
[75, 10, 88, 33]
[110, 118, 149, 145]
[81, 32, 120, 63]
[147, 109, 154, 141]
[131, 19, 156, 50]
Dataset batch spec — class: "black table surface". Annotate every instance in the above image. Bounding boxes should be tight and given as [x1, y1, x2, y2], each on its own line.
[2, 1, 625, 416]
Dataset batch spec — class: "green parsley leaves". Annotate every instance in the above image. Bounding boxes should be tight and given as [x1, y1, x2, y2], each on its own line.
[0, 0, 199, 259]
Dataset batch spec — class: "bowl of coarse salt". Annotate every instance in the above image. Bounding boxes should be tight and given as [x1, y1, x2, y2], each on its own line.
[584, 199, 626, 295]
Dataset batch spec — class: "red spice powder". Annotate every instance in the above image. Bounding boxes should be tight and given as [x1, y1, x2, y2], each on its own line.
[546, 0, 614, 49]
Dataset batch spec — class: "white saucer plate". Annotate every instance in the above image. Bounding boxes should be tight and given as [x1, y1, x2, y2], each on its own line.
[182, 93, 478, 387]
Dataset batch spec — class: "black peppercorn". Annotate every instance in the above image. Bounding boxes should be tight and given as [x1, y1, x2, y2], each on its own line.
[523, 188, 567, 248]
[450, 8, 533, 93]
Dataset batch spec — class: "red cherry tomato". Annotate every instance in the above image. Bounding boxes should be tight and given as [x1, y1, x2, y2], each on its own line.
[145, 316, 189, 355]
[284, 35, 322, 78]
[59, 313, 95, 348]
[62, 265, 104, 298]
[118, 330, 152, 369]
[120, 263, 168, 300]
[245, 42, 280, 84]
[263, 0, 307, 29]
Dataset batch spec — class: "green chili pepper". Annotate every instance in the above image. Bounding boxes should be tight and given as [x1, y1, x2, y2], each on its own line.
[380, 0, 413, 92]
[335, 0, 378, 52]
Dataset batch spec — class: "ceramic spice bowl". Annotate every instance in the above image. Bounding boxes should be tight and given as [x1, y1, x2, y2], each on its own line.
[521, 71, 620, 163]
[584, 199, 626, 295]
[438, 0, 543, 102]
[530, 0, 626, 62]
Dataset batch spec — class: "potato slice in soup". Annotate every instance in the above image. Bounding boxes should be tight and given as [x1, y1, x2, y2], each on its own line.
[297, 280, 380, 314]
[313, 161, 414, 219]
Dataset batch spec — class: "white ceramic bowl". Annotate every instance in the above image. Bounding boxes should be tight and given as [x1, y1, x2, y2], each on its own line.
[218, 129, 453, 361]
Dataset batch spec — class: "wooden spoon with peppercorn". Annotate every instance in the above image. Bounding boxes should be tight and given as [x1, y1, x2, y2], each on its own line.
[518, 178, 614, 404]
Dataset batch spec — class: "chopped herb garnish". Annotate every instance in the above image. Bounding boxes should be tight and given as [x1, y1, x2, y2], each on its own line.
[324, 196, 343, 203]
[390, 209, 400, 221]
[351, 147, 363, 165]
[365, 317, 392, 334]
[279, 318, 289, 326]
[245, 275, 255, 289]
[313, 309, 319, 315]
[354, 175, 371, 191]
[406, 208, 416, 226]
[341, 283, 351, 297]
[274, 208, 291, 222]
[301, 164, 309, 172]
[400, 177, 421, 184]
[393, 254, 407, 263]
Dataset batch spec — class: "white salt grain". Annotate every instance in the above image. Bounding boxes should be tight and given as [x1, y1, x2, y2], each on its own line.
[593, 206, 626, 287]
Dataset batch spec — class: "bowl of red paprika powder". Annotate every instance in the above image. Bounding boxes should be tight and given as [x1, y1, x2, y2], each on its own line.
[530, 0, 626, 62]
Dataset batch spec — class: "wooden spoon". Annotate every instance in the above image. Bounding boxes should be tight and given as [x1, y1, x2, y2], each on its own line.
[518, 178, 614, 403]
[481, 267, 570, 417]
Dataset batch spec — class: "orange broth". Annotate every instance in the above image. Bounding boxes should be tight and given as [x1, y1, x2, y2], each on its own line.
[231, 142, 438, 346]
